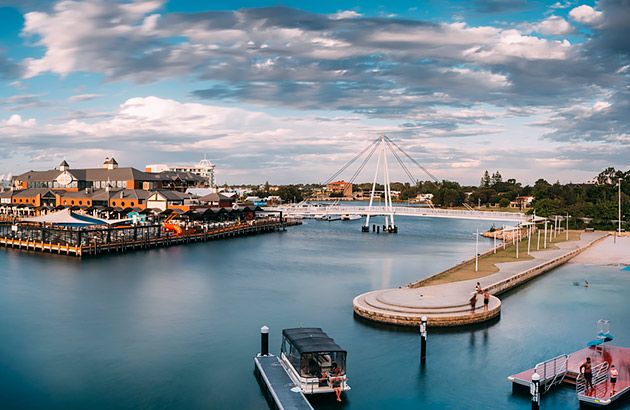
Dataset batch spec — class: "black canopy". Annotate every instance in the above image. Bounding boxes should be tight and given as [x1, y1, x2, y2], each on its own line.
[282, 328, 345, 354]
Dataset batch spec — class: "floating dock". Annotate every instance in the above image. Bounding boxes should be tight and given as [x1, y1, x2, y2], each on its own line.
[509, 344, 630, 406]
[253, 354, 314, 410]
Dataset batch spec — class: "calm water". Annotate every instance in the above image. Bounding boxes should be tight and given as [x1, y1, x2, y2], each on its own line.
[0, 217, 628, 410]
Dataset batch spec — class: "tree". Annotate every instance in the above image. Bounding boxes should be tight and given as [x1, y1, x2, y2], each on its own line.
[480, 170, 491, 188]
[276, 185, 304, 203]
[499, 198, 510, 208]
[491, 171, 502, 186]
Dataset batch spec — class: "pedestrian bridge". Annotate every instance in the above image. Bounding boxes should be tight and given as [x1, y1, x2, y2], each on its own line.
[268, 205, 529, 222]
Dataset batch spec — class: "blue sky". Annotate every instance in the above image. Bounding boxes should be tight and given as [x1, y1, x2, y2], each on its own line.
[0, 0, 628, 185]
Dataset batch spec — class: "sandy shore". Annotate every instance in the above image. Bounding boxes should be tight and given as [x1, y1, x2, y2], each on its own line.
[570, 235, 630, 266]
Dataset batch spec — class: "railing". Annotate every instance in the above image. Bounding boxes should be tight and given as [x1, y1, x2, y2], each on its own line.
[534, 354, 569, 393]
[576, 361, 609, 395]
[270, 205, 527, 221]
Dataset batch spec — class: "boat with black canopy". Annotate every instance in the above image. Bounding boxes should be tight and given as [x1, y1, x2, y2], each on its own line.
[279, 328, 350, 395]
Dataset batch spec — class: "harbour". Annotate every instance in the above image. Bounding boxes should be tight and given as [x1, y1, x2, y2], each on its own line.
[1, 217, 629, 409]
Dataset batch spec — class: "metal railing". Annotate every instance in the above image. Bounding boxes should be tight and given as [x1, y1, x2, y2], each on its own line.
[534, 354, 569, 393]
[576, 361, 609, 395]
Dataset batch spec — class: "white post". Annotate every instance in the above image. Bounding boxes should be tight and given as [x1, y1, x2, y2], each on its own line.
[544, 220, 547, 249]
[528, 226, 531, 255]
[537, 228, 540, 250]
[620, 178, 623, 240]
[566, 213, 569, 241]
[503, 224, 506, 249]
[549, 223, 553, 243]
[383, 137, 394, 229]
[494, 229, 497, 253]
[475, 228, 479, 272]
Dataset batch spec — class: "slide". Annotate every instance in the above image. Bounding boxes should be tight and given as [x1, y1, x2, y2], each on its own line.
[163, 223, 183, 235]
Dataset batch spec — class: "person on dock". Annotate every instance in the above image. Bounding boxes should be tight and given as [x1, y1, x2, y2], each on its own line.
[610, 364, 618, 395]
[580, 357, 594, 392]
[483, 290, 489, 312]
[329, 362, 343, 402]
[469, 293, 477, 313]
[475, 282, 482, 294]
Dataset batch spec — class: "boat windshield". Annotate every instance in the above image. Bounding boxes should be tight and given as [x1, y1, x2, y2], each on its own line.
[281, 328, 347, 378]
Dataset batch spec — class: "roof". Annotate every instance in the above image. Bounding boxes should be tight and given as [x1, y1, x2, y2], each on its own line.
[12, 188, 58, 198]
[327, 181, 350, 185]
[103, 157, 118, 165]
[282, 328, 345, 354]
[199, 192, 234, 202]
[60, 160, 69, 167]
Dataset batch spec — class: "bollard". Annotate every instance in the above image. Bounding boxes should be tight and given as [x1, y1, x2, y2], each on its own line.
[372, 224, 375, 232]
[261, 325, 269, 356]
[531, 372, 540, 410]
[420, 316, 427, 363]
[377, 226, 380, 233]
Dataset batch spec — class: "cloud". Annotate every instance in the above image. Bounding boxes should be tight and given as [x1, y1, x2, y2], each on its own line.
[67, 94, 105, 102]
[1, 114, 37, 127]
[569, 5, 604, 26]
[532, 16, 574, 35]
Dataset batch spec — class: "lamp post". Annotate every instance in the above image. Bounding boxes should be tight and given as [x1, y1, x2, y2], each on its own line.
[619, 177, 623, 239]
[475, 228, 479, 272]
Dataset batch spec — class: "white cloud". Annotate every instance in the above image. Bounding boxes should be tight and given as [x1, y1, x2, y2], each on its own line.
[68, 94, 105, 102]
[569, 5, 604, 26]
[1, 114, 37, 127]
[534, 16, 574, 35]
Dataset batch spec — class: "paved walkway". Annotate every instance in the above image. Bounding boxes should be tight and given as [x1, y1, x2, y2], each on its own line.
[353, 232, 608, 327]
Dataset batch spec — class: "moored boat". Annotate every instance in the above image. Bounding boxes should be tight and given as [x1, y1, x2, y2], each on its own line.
[279, 328, 350, 396]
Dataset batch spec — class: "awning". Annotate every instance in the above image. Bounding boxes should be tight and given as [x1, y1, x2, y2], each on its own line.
[20, 209, 111, 227]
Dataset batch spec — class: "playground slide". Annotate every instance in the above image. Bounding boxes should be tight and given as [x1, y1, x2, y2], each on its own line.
[163, 223, 183, 235]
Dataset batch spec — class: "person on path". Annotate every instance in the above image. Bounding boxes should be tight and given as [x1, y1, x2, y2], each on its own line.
[580, 357, 594, 392]
[475, 282, 482, 294]
[483, 290, 489, 311]
[610, 364, 618, 395]
[469, 293, 477, 313]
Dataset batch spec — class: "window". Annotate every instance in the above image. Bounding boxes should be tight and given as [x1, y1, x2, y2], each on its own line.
[130, 202, 134, 206]
[121, 201, 125, 207]
[71, 200, 75, 205]
[78, 201, 82, 205]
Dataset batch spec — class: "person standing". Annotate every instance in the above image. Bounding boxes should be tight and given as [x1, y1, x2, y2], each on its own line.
[469, 293, 477, 314]
[483, 290, 489, 312]
[610, 364, 618, 395]
[580, 357, 594, 392]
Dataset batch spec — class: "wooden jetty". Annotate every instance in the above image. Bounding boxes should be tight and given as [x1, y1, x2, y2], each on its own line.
[509, 344, 630, 406]
[0, 218, 300, 257]
[254, 354, 314, 410]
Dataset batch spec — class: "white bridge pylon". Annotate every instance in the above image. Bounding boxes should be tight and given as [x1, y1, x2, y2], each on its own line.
[365, 135, 396, 232]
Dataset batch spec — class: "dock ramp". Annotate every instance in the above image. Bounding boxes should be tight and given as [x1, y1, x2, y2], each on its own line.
[254, 354, 314, 410]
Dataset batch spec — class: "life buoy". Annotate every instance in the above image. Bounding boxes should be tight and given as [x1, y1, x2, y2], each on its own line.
[232, 203, 239, 210]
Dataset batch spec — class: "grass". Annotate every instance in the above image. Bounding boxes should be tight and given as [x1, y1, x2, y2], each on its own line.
[420, 230, 583, 286]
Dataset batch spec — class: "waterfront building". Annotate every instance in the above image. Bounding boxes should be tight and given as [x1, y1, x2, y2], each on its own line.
[145, 157, 216, 187]
[199, 192, 234, 208]
[326, 181, 353, 198]
[12, 158, 207, 193]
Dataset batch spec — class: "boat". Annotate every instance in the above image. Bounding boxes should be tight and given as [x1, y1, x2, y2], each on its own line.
[325, 214, 341, 221]
[279, 328, 350, 395]
[340, 214, 361, 221]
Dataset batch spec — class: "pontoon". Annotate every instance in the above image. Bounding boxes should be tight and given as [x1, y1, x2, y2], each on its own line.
[279, 328, 350, 395]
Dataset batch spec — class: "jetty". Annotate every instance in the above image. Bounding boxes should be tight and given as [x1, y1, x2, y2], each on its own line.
[0, 217, 299, 257]
[509, 323, 630, 407]
[254, 354, 314, 410]
[353, 231, 609, 327]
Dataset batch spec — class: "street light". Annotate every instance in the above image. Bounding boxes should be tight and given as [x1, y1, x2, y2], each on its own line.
[619, 177, 623, 239]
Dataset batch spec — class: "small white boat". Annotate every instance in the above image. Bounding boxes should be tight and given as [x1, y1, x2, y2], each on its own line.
[340, 214, 361, 221]
[325, 214, 341, 221]
[280, 328, 350, 396]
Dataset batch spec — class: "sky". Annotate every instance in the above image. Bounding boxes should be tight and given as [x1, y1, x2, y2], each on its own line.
[0, 0, 628, 186]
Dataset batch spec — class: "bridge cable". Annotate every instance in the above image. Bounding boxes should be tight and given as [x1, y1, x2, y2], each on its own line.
[384, 136, 439, 183]
[347, 138, 381, 185]
[321, 137, 380, 186]
[384, 138, 417, 185]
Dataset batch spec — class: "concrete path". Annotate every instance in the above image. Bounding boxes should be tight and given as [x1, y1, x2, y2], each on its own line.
[353, 232, 608, 327]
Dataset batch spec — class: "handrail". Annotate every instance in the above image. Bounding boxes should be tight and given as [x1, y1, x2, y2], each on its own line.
[534, 354, 569, 393]
[576, 361, 609, 395]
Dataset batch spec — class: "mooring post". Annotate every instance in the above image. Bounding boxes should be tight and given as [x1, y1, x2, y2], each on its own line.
[420, 316, 427, 363]
[372, 224, 375, 232]
[261, 325, 269, 356]
[531, 372, 540, 410]
[377, 226, 380, 233]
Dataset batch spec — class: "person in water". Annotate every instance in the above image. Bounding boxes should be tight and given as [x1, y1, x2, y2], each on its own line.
[610, 364, 618, 395]
[580, 357, 594, 392]
[585, 280, 589, 287]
